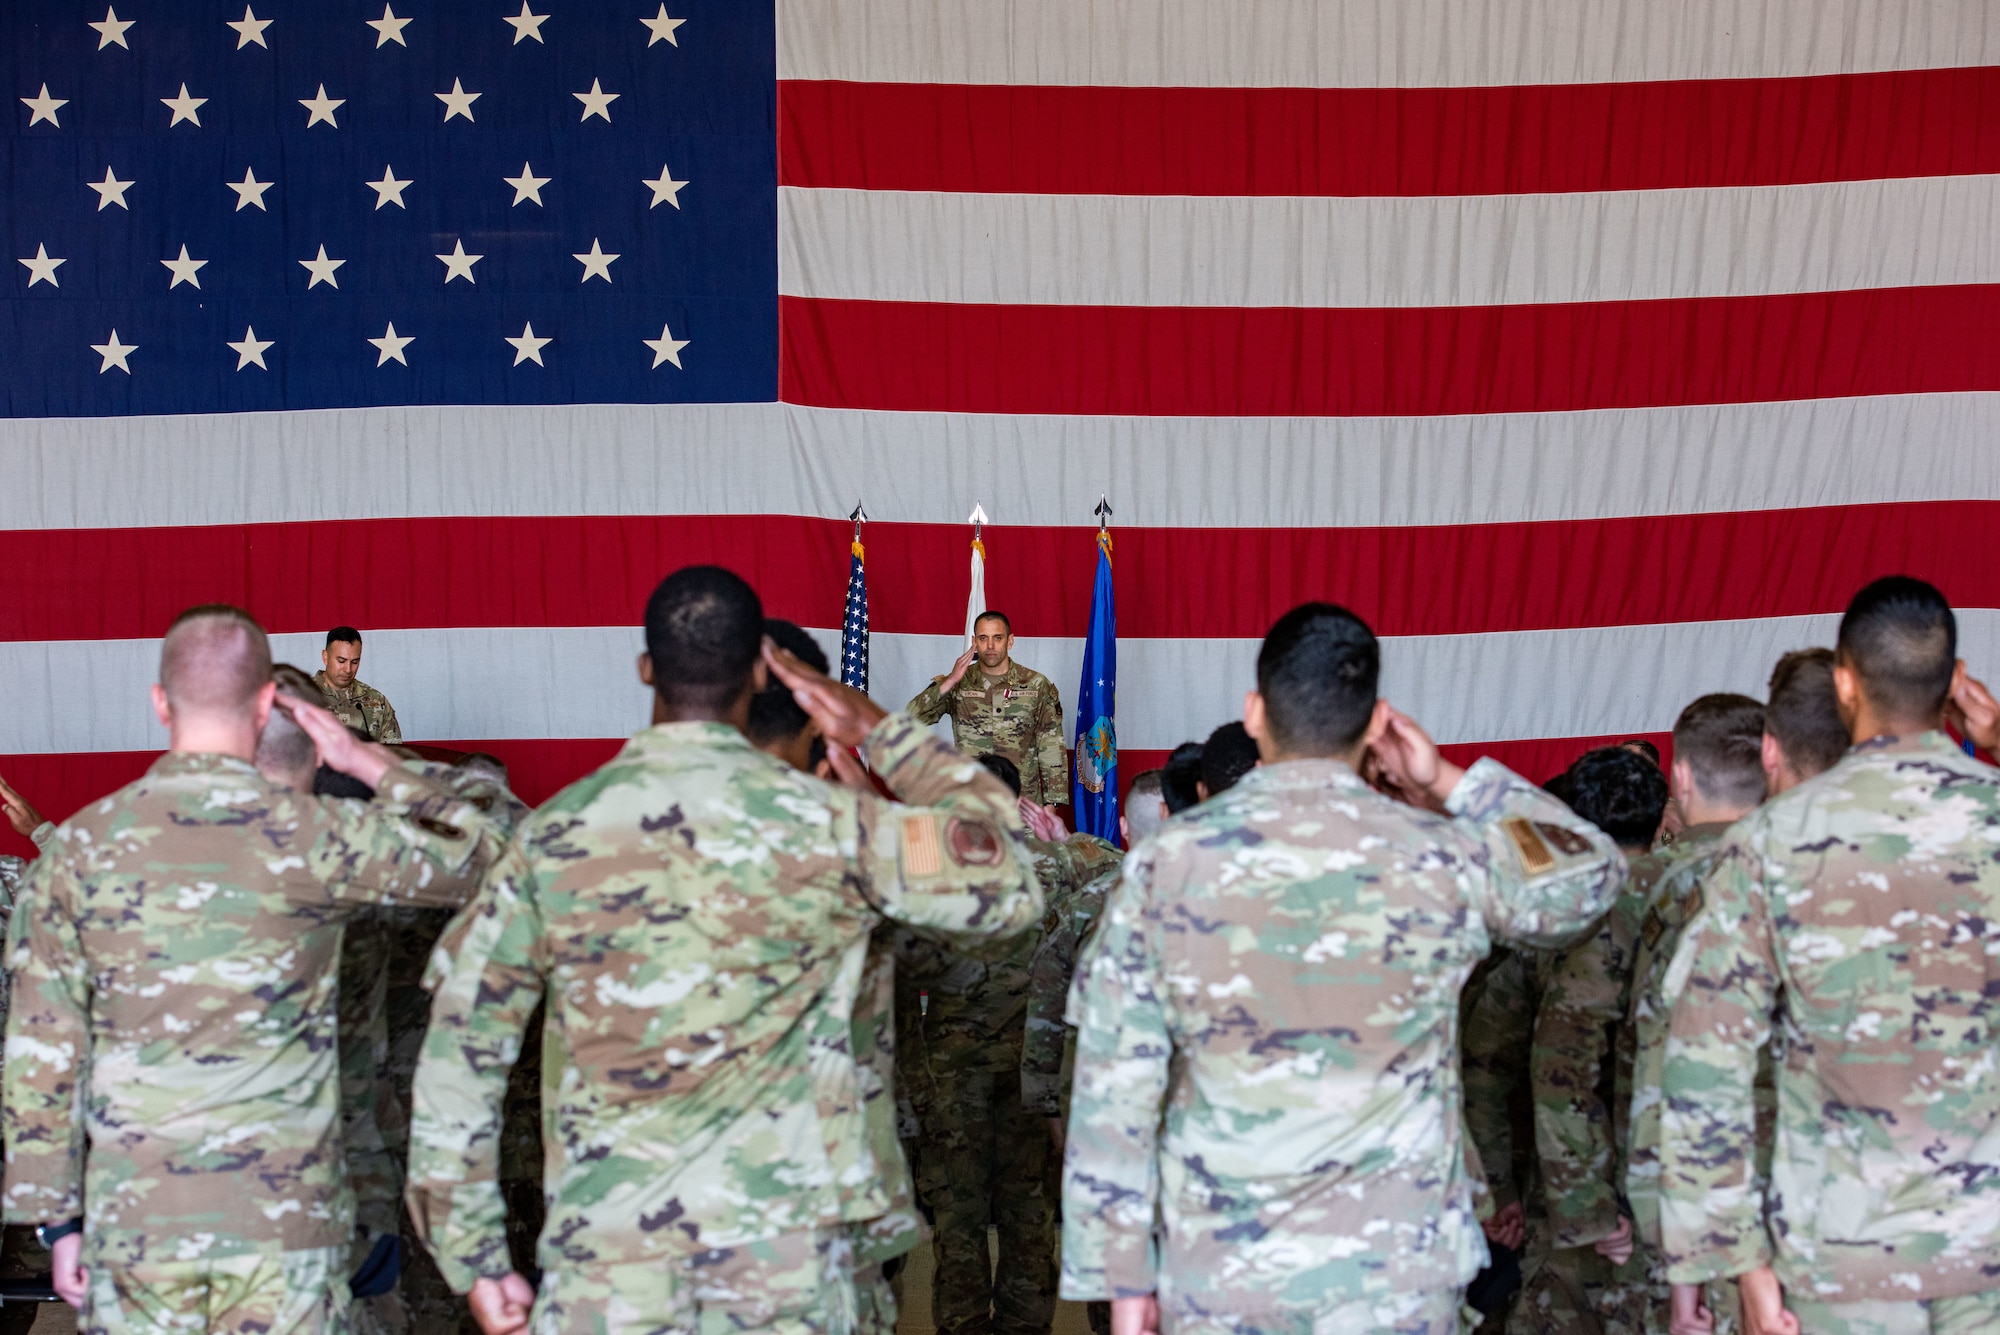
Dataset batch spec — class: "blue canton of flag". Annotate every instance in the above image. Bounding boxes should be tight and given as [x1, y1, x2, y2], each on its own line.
[4, 0, 775, 416]
[1071, 529, 1117, 840]
[840, 536, 868, 691]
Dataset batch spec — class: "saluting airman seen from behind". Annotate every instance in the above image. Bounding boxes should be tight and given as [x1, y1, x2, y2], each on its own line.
[405, 567, 1045, 1335]
[1661, 577, 2000, 1335]
[1060, 602, 1626, 1335]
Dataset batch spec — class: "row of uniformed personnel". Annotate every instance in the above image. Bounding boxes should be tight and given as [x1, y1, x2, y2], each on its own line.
[4, 570, 1999, 1335]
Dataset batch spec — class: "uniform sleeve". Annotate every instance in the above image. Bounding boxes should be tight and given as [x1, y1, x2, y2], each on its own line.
[1658, 843, 1776, 1284]
[1447, 758, 1626, 950]
[1059, 852, 1169, 1301]
[405, 845, 546, 1292]
[907, 679, 955, 726]
[856, 713, 1044, 944]
[1, 857, 91, 1225]
[29, 823, 53, 850]
[311, 762, 499, 911]
[1458, 950, 1532, 1211]
[1034, 681, 1068, 808]
[373, 694, 403, 745]
[1021, 850, 1085, 1118]
[1533, 892, 1642, 1247]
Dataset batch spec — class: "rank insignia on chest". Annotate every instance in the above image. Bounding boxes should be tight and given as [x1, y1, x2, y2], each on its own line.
[1502, 817, 1556, 875]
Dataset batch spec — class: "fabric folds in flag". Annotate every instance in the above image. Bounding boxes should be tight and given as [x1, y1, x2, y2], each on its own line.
[1071, 532, 1117, 840]
[962, 528, 987, 644]
[841, 539, 870, 691]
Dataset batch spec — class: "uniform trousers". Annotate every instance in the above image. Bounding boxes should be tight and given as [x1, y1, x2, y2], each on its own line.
[1164, 1286, 1463, 1335]
[1783, 1290, 2000, 1335]
[530, 1227, 856, 1335]
[83, 1244, 347, 1335]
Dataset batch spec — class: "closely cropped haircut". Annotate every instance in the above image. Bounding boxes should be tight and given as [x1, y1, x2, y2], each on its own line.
[256, 663, 328, 784]
[1619, 739, 1661, 767]
[1201, 722, 1260, 796]
[746, 619, 830, 747]
[1162, 742, 1205, 814]
[1672, 694, 1768, 810]
[1766, 648, 1848, 779]
[458, 752, 510, 785]
[160, 605, 272, 717]
[643, 566, 764, 712]
[1565, 746, 1670, 849]
[1124, 769, 1166, 843]
[1837, 576, 1957, 720]
[977, 752, 1023, 798]
[326, 625, 362, 648]
[1255, 603, 1380, 754]
[973, 610, 1012, 635]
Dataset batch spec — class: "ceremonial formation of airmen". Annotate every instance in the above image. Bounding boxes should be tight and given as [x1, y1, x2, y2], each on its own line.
[3, 572, 2000, 1335]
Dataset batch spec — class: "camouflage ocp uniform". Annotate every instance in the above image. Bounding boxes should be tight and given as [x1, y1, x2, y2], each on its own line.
[406, 712, 1044, 1335]
[1660, 733, 2000, 1332]
[313, 672, 403, 744]
[909, 662, 1067, 808]
[1, 755, 494, 1335]
[1020, 834, 1123, 1120]
[1061, 757, 1625, 1334]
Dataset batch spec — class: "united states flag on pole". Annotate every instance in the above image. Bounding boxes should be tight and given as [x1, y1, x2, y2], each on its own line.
[5, 0, 2000, 858]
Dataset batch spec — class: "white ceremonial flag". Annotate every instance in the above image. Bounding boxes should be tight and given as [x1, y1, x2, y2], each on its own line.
[963, 503, 988, 643]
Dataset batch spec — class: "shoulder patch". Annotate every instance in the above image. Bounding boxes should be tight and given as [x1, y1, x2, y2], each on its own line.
[946, 817, 1003, 867]
[1502, 816, 1556, 875]
[902, 814, 944, 878]
[1679, 883, 1704, 921]
[1535, 822, 1594, 856]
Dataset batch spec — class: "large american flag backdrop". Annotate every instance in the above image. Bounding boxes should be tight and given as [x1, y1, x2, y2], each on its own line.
[5, 0, 1999, 857]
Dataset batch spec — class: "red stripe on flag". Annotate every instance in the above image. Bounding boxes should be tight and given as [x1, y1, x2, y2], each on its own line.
[779, 287, 2000, 417]
[4, 502, 1997, 644]
[779, 68, 2000, 196]
[0, 734, 1667, 861]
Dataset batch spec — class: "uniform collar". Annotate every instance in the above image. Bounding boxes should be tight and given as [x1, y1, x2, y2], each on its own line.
[972, 662, 1029, 691]
[1849, 729, 1962, 759]
[1231, 757, 1367, 794]
[146, 751, 263, 779]
[624, 720, 754, 756]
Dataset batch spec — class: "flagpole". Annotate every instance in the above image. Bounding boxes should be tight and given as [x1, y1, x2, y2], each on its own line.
[963, 503, 988, 644]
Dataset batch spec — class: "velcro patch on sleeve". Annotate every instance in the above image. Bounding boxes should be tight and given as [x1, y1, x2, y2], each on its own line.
[946, 817, 1002, 867]
[902, 814, 944, 878]
[1536, 822, 1595, 856]
[1502, 816, 1556, 876]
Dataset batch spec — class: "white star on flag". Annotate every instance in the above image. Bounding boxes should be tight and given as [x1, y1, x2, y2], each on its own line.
[367, 3, 412, 47]
[162, 83, 207, 128]
[89, 168, 134, 211]
[161, 245, 208, 289]
[573, 239, 619, 283]
[300, 84, 343, 128]
[437, 79, 481, 122]
[641, 5, 685, 45]
[227, 6, 272, 48]
[507, 321, 552, 366]
[21, 86, 67, 128]
[92, 330, 137, 374]
[574, 79, 619, 122]
[19, 245, 65, 288]
[644, 323, 689, 369]
[367, 166, 412, 209]
[504, 3, 549, 43]
[369, 322, 413, 366]
[90, 6, 135, 49]
[228, 326, 274, 370]
[228, 167, 274, 211]
[436, 240, 483, 284]
[300, 244, 346, 289]
[504, 163, 550, 206]
[642, 165, 687, 209]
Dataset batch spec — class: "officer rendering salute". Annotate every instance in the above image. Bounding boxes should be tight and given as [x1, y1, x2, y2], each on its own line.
[1060, 603, 1625, 1335]
[406, 568, 1044, 1335]
[910, 611, 1068, 809]
[1660, 577, 2000, 1334]
[1, 606, 496, 1334]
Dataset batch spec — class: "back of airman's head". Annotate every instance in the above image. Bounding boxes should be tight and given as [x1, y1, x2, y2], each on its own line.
[1255, 602, 1379, 756]
[160, 605, 272, 719]
[1672, 693, 1767, 809]
[1837, 576, 1956, 722]
[1766, 648, 1846, 780]
[643, 566, 764, 713]
[747, 618, 829, 747]
[255, 663, 327, 787]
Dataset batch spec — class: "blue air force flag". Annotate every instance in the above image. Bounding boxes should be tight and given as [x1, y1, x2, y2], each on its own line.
[1071, 531, 1117, 839]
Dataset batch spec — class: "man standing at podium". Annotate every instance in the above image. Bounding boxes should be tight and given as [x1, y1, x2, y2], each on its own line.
[314, 626, 403, 744]
[911, 611, 1068, 810]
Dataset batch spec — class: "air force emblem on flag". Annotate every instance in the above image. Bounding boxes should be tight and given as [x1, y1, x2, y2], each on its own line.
[1075, 715, 1116, 795]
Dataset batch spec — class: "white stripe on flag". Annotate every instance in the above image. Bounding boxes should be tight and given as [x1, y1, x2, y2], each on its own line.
[779, 0, 2000, 87]
[12, 613, 2000, 757]
[5, 395, 2000, 532]
[781, 177, 2000, 309]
